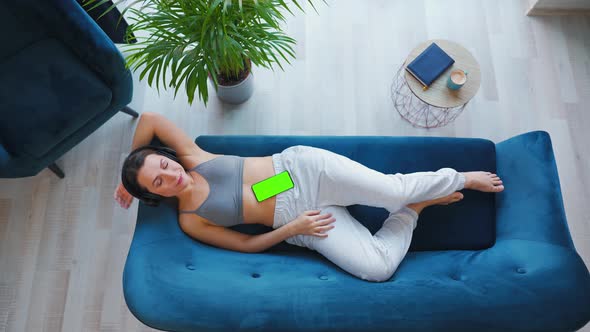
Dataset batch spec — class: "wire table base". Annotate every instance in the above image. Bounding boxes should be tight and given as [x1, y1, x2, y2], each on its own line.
[390, 65, 467, 129]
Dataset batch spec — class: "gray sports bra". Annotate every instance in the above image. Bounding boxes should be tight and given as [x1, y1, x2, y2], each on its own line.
[178, 155, 244, 227]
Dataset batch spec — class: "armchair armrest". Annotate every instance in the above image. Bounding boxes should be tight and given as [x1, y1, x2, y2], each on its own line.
[495, 130, 575, 250]
[0, 143, 10, 167]
[29, 0, 129, 86]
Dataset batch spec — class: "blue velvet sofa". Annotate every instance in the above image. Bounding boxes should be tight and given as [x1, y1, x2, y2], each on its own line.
[0, 0, 137, 179]
[123, 130, 590, 332]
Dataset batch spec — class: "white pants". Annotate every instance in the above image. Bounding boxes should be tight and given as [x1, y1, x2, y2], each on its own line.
[271, 145, 466, 282]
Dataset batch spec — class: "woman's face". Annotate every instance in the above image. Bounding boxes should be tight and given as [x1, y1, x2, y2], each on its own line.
[137, 153, 188, 197]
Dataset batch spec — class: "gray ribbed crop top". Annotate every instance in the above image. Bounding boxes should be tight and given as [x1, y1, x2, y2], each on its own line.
[178, 155, 244, 227]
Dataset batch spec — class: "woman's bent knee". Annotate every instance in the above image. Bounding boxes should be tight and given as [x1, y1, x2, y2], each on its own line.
[358, 264, 396, 282]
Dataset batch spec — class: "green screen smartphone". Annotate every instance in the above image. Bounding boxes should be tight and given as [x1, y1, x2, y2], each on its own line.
[251, 170, 294, 202]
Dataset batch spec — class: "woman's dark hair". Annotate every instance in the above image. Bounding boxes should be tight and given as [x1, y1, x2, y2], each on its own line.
[121, 145, 181, 207]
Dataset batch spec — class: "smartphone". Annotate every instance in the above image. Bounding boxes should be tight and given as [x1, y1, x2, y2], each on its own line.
[251, 170, 294, 202]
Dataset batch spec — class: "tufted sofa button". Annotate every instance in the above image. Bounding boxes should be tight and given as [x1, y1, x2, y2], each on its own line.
[252, 273, 261, 278]
[186, 264, 195, 270]
[517, 268, 526, 274]
[319, 275, 328, 280]
[451, 274, 467, 281]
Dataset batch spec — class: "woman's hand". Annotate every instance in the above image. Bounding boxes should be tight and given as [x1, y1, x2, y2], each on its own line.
[114, 182, 133, 209]
[288, 210, 336, 238]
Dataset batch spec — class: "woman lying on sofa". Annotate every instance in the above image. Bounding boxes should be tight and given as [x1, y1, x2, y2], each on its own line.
[114, 112, 504, 282]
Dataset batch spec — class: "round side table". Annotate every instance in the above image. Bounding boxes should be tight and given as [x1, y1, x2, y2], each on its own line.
[391, 39, 481, 128]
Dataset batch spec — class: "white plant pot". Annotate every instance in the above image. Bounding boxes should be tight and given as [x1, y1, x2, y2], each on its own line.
[213, 71, 254, 104]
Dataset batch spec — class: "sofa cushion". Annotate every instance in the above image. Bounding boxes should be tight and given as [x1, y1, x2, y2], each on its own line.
[0, 38, 112, 158]
[194, 135, 497, 251]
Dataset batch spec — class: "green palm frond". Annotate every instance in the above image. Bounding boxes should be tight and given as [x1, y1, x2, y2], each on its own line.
[82, 0, 326, 106]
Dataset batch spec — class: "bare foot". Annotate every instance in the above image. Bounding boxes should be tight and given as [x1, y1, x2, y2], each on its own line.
[462, 171, 504, 193]
[407, 192, 464, 215]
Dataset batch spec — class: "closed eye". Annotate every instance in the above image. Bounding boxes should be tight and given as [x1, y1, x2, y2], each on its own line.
[154, 158, 169, 187]
[158, 159, 168, 186]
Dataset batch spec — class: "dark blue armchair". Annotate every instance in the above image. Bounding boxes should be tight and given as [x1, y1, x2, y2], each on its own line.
[0, 0, 137, 178]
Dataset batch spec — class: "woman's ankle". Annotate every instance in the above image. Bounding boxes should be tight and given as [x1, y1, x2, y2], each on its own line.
[460, 172, 472, 189]
[406, 203, 424, 215]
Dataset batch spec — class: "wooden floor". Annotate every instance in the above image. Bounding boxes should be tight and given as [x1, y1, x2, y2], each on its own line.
[1, 0, 589, 331]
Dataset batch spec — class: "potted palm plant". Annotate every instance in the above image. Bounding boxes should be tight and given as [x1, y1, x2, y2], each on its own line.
[83, 0, 324, 106]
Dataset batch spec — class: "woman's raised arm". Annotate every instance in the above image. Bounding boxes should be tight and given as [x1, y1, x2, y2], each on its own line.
[130, 112, 203, 157]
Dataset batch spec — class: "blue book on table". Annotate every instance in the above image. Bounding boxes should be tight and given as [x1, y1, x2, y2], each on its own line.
[405, 42, 455, 89]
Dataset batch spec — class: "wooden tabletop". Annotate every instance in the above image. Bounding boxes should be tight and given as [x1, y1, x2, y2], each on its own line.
[404, 39, 481, 108]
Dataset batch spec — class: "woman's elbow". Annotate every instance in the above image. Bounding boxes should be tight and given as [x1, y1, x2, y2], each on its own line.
[240, 243, 259, 253]
[141, 111, 158, 122]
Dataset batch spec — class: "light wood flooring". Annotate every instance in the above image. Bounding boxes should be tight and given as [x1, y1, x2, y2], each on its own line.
[1, 0, 589, 330]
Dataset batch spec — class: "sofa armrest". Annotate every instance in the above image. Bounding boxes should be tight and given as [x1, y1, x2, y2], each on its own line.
[495, 130, 575, 250]
[0, 143, 9, 166]
[29, 0, 129, 86]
